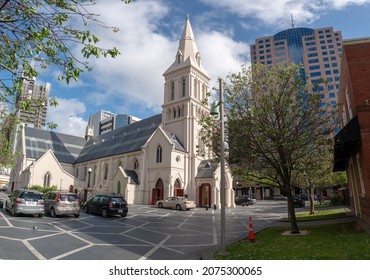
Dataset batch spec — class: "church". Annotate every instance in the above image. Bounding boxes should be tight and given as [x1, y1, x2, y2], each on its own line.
[9, 17, 235, 208]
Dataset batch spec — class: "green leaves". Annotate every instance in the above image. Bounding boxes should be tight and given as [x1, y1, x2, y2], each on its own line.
[0, 0, 132, 169]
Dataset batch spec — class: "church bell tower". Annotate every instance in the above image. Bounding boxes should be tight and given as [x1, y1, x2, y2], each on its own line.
[162, 16, 211, 155]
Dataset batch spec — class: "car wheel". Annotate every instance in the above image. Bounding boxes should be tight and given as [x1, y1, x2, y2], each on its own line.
[39, 213, 43, 218]
[120, 213, 127, 218]
[176, 204, 182, 211]
[158, 202, 163, 208]
[74, 214, 80, 218]
[5, 202, 9, 212]
[102, 208, 109, 218]
[85, 206, 90, 214]
[50, 208, 57, 218]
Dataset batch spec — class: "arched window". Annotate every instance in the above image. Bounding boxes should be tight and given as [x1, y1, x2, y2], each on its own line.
[171, 81, 175, 100]
[182, 78, 186, 96]
[173, 108, 176, 119]
[43, 172, 51, 187]
[76, 168, 79, 179]
[156, 145, 162, 163]
[178, 107, 181, 117]
[174, 179, 181, 189]
[134, 159, 139, 169]
[104, 163, 109, 180]
[117, 181, 121, 195]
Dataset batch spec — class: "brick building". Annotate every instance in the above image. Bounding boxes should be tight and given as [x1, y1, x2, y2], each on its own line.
[334, 37, 370, 224]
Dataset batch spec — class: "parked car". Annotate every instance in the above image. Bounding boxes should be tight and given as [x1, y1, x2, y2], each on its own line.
[300, 193, 309, 201]
[44, 191, 80, 218]
[5, 189, 44, 217]
[85, 194, 128, 218]
[273, 195, 287, 201]
[235, 195, 254, 205]
[292, 195, 305, 208]
[156, 196, 196, 210]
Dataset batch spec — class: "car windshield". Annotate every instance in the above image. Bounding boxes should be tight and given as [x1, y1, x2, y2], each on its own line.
[60, 194, 78, 202]
[19, 191, 42, 201]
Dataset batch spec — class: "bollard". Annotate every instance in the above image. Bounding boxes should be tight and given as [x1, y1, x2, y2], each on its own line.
[248, 216, 255, 242]
[213, 204, 217, 210]
[206, 204, 209, 211]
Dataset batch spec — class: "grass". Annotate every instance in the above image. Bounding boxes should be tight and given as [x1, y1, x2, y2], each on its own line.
[214, 206, 370, 260]
[295, 207, 349, 221]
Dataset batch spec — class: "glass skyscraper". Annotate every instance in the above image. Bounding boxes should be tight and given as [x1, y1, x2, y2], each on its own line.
[251, 27, 343, 111]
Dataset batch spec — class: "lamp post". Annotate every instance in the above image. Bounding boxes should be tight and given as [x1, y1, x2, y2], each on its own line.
[211, 78, 226, 255]
[84, 168, 92, 202]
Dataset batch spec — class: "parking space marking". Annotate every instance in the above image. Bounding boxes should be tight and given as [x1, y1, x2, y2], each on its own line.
[139, 235, 172, 260]
[0, 211, 13, 227]
[22, 240, 46, 260]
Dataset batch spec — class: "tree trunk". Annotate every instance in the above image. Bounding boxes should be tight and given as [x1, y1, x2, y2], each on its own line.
[286, 193, 300, 234]
[309, 188, 315, 215]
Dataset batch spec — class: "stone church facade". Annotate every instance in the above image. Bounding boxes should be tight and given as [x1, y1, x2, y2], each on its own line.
[9, 17, 235, 208]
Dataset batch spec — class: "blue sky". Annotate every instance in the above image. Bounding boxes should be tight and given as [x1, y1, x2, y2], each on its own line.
[38, 0, 370, 137]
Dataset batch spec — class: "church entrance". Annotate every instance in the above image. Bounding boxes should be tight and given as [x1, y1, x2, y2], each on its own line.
[199, 183, 211, 207]
[173, 178, 184, 197]
[151, 178, 164, 205]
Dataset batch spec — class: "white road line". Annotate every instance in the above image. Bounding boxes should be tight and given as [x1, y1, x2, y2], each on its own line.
[0, 211, 13, 227]
[22, 240, 46, 260]
[139, 235, 172, 260]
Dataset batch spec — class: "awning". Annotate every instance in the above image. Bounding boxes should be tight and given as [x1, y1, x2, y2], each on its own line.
[333, 115, 361, 171]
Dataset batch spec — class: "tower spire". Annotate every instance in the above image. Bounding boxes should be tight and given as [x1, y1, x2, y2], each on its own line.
[85, 114, 94, 141]
[163, 15, 209, 77]
[291, 14, 295, 28]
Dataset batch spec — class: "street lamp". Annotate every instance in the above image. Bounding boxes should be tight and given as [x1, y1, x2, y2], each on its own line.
[84, 168, 92, 202]
[211, 78, 226, 255]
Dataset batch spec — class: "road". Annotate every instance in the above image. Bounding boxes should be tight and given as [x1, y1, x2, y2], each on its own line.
[0, 193, 290, 260]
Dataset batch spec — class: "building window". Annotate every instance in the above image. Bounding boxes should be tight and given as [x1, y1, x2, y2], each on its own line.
[134, 159, 139, 169]
[43, 172, 51, 187]
[104, 163, 109, 180]
[182, 78, 186, 97]
[171, 81, 175, 100]
[117, 181, 121, 196]
[156, 145, 162, 163]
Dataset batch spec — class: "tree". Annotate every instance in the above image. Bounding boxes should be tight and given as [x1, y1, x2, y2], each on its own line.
[0, 0, 131, 168]
[200, 63, 336, 233]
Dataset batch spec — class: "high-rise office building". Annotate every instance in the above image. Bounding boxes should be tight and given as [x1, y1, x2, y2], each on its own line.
[251, 26, 343, 113]
[17, 79, 50, 129]
[90, 110, 141, 136]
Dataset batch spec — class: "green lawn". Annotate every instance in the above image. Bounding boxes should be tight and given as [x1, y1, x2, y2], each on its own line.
[214, 208, 370, 260]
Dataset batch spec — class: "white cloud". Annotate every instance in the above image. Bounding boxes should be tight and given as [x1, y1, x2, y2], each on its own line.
[197, 31, 250, 88]
[72, 0, 249, 113]
[199, 0, 370, 28]
[47, 98, 87, 137]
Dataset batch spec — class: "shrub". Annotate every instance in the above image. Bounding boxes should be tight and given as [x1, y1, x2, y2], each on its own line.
[330, 194, 342, 206]
[29, 185, 57, 194]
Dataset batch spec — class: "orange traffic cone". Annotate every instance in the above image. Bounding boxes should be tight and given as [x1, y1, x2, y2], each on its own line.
[248, 216, 255, 242]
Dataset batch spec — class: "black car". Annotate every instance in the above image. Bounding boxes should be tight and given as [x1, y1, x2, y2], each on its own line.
[84, 194, 128, 218]
[235, 195, 254, 206]
[292, 195, 305, 208]
[300, 193, 309, 201]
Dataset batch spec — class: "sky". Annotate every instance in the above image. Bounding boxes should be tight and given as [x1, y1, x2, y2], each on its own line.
[38, 0, 370, 137]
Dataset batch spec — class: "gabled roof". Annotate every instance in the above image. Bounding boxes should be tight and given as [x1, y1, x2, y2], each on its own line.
[164, 131, 186, 152]
[24, 126, 86, 164]
[196, 159, 218, 179]
[124, 169, 139, 184]
[75, 114, 162, 164]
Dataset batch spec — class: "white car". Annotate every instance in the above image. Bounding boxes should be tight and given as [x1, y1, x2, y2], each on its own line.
[157, 196, 196, 210]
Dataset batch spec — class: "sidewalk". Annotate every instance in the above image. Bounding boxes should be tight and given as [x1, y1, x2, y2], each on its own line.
[201, 212, 368, 260]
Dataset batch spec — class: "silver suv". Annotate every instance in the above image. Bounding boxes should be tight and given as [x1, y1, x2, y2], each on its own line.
[44, 191, 80, 218]
[5, 189, 44, 217]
